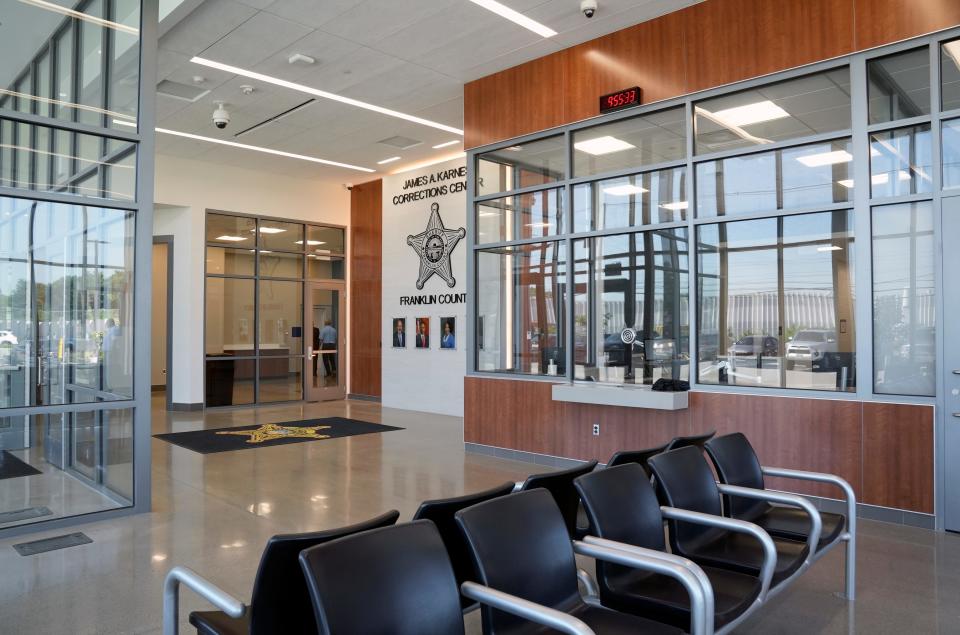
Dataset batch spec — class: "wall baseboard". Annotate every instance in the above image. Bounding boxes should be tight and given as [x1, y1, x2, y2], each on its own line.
[348, 394, 381, 403]
[464, 442, 936, 531]
[168, 402, 203, 412]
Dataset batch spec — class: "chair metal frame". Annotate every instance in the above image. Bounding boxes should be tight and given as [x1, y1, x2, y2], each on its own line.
[163, 566, 246, 635]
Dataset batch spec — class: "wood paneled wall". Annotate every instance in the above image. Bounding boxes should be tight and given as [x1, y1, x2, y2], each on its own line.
[464, 377, 934, 513]
[349, 180, 382, 398]
[464, 0, 960, 148]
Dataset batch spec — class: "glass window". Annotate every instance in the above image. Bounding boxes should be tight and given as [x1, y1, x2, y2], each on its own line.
[108, 0, 141, 127]
[258, 219, 304, 252]
[306, 226, 345, 254]
[259, 358, 303, 403]
[205, 359, 255, 407]
[872, 202, 935, 396]
[476, 135, 565, 196]
[942, 118, 960, 189]
[573, 166, 687, 232]
[205, 278, 255, 357]
[869, 125, 932, 198]
[695, 68, 851, 154]
[476, 188, 563, 244]
[572, 229, 689, 384]
[308, 255, 345, 280]
[206, 247, 255, 276]
[572, 107, 685, 177]
[259, 252, 303, 278]
[942, 39, 960, 112]
[476, 242, 567, 375]
[56, 26, 75, 122]
[207, 213, 256, 247]
[259, 280, 303, 356]
[697, 210, 856, 392]
[696, 138, 853, 217]
[868, 47, 930, 124]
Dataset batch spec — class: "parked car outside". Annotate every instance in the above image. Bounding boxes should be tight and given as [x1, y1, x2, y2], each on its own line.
[727, 335, 778, 358]
[786, 329, 838, 370]
[0, 331, 18, 346]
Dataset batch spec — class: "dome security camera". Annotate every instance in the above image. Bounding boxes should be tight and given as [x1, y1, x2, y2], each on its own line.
[212, 102, 230, 130]
[580, 0, 597, 18]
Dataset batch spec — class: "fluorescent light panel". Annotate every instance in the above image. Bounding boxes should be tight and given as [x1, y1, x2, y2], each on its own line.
[795, 150, 853, 167]
[602, 184, 647, 196]
[661, 201, 689, 211]
[711, 100, 790, 127]
[574, 136, 636, 156]
[433, 140, 460, 149]
[215, 235, 247, 242]
[155, 127, 375, 173]
[191, 57, 463, 135]
[817, 245, 843, 252]
[378, 156, 401, 165]
[296, 240, 326, 246]
[467, 0, 557, 38]
[258, 227, 286, 234]
[392, 152, 467, 174]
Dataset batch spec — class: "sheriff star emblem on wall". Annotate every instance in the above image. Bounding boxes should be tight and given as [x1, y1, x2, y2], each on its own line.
[407, 202, 466, 289]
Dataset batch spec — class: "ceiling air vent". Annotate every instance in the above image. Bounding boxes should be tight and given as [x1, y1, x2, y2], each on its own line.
[378, 135, 422, 150]
[157, 79, 211, 103]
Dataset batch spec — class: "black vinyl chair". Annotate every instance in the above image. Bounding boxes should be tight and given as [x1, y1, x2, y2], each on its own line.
[456, 489, 712, 635]
[299, 520, 603, 635]
[184, 510, 400, 635]
[519, 460, 598, 540]
[413, 481, 517, 610]
[575, 464, 764, 634]
[704, 432, 856, 599]
[649, 447, 821, 595]
[665, 430, 716, 452]
[605, 442, 670, 476]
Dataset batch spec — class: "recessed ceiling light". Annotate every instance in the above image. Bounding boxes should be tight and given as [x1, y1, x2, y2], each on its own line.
[377, 156, 401, 165]
[817, 245, 843, 252]
[191, 57, 463, 135]
[841, 173, 902, 188]
[574, 136, 636, 156]
[467, 0, 557, 38]
[155, 128, 375, 173]
[296, 240, 326, 246]
[433, 140, 460, 149]
[710, 100, 790, 127]
[602, 184, 647, 196]
[661, 201, 689, 211]
[18, 0, 138, 34]
[258, 227, 286, 234]
[795, 150, 853, 167]
[215, 235, 247, 242]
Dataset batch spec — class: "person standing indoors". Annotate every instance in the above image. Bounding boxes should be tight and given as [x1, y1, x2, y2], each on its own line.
[320, 320, 337, 375]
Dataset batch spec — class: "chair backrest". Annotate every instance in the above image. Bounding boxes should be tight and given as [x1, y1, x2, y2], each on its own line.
[704, 432, 768, 519]
[648, 447, 723, 554]
[665, 430, 716, 452]
[606, 442, 670, 475]
[519, 460, 598, 538]
[456, 489, 581, 635]
[299, 521, 465, 635]
[413, 481, 516, 609]
[248, 510, 400, 634]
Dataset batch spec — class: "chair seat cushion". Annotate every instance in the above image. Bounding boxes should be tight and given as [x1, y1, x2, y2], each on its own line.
[496, 601, 682, 635]
[189, 610, 248, 635]
[684, 531, 808, 586]
[751, 506, 845, 551]
[601, 564, 761, 629]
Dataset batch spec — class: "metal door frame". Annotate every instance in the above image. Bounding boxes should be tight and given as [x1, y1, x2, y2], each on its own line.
[305, 281, 347, 402]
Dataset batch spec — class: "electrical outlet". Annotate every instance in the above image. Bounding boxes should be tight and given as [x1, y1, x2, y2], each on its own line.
[592, 423, 600, 436]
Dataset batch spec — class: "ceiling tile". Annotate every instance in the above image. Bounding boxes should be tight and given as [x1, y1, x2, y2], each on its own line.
[159, 0, 259, 57]
[261, 0, 365, 29]
[198, 11, 315, 69]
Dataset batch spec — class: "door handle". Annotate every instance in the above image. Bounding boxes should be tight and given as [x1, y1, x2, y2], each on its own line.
[954, 413, 960, 418]
[954, 370, 960, 375]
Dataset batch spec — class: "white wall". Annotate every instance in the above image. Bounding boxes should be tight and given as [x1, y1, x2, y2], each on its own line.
[381, 158, 468, 417]
[153, 154, 351, 406]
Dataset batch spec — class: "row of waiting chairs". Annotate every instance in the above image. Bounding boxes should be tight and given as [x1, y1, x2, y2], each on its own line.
[163, 431, 856, 635]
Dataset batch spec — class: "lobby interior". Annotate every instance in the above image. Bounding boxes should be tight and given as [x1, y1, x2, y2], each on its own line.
[2, 0, 960, 633]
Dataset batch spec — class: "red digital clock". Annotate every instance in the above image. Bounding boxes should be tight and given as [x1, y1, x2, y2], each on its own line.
[599, 87, 642, 114]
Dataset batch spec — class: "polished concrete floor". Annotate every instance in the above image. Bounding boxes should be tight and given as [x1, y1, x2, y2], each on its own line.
[0, 395, 957, 634]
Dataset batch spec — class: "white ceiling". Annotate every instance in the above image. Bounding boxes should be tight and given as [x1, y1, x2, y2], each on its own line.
[156, 0, 701, 180]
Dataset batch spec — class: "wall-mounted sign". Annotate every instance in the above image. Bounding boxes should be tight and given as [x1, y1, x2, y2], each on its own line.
[599, 86, 642, 114]
[406, 202, 466, 289]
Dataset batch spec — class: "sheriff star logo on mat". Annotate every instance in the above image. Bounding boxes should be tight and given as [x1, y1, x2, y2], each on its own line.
[407, 202, 466, 289]
[216, 423, 331, 444]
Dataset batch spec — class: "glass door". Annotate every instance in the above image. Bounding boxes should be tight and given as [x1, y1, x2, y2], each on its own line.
[306, 283, 345, 401]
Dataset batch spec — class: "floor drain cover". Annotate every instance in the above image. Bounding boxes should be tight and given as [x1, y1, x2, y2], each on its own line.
[0, 506, 53, 524]
[13, 532, 92, 556]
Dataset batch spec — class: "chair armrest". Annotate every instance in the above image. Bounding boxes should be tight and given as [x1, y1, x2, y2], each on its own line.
[461, 582, 595, 635]
[761, 466, 856, 536]
[716, 483, 822, 560]
[574, 540, 714, 635]
[660, 506, 776, 601]
[163, 566, 246, 635]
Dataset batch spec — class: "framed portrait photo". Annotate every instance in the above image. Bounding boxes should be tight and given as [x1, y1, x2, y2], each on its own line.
[391, 317, 407, 348]
[414, 317, 430, 349]
[439, 316, 456, 350]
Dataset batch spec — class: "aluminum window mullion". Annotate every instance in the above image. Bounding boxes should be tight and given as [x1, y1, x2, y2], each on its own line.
[692, 130, 854, 163]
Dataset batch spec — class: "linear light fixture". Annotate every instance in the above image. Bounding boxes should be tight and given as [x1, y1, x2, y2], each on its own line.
[795, 149, 852, 167]
[467, 0, 557, 38]
[154, 127, 375, 173]
[660, 201, 689, 211]
[3, 89, 137, 122]
[296, 240, 326, 246]
[711, 100, 790, 127]
[191, 57, 463, 136]
[258, 227, 286, 234]
[433, 140, 460, 149]
[377, 156, 401, 165]
[18, 0, 139, 34]
[215, 235, 248, 242]
[392, 152, 467, 174]
[574, 136, 636, 156]
[817, 245, 843, 252]
[602, 184, 647, 196]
